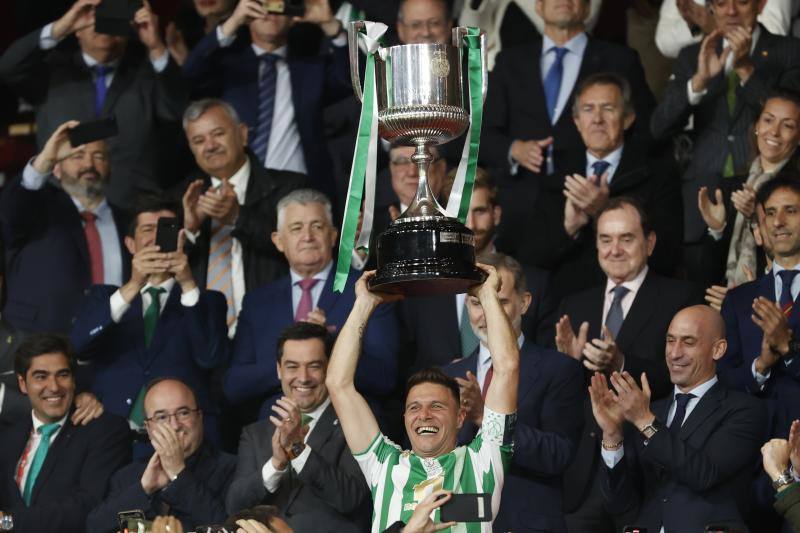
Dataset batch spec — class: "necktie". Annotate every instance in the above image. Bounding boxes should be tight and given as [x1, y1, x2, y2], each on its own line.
[80, 211, 104, 284]
[543, 47, 568, 123]
[778, 270, 800, 316]
[481, 364, 493, 399]
[459, 300, 479, 358]
[605, 285, 630, 339]
[668, 393, 695, 436]
[301, 413, 313, 427]
[250, 54, 279, 164]
[22, 423, 60, 505]
[143, 287, 166, 348]
[592, 160, 611, 179]
[207, 219, 236, 329]
[295, 278, 320, 322]
[723, 70, 739, 177]
[93, 65, 112, 116]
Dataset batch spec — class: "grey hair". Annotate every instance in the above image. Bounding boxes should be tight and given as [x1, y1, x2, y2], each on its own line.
[475, 252, 528, 296]
[571, 72, 634, 118]
[182, 98, 242, 131]
[276, 189, 334, 230]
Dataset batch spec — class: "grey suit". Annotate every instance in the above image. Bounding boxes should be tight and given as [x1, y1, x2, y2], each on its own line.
[225, 403, 370, 532]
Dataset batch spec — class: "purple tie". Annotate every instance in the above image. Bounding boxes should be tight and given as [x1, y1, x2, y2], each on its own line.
[295, 278, 320, 322]
[93, 65, 112, 116]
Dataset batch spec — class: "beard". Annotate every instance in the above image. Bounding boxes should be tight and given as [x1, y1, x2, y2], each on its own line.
[470, 314, 522, 346]
[60, 170, 107, 200]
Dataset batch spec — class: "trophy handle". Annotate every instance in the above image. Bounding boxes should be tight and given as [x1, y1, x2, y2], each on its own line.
[348, 21, 366, 103]
[452, 27, 488, 103]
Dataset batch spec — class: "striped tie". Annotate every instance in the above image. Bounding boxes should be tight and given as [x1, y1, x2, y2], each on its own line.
[778, 270, 799, 317]
[207, 219, 236, 328]
[250, 53, 279, 164]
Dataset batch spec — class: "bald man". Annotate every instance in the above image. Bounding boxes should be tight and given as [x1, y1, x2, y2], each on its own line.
[589, 305, 766, 532]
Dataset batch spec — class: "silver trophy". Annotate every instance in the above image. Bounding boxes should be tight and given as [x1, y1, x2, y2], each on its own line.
[348, 23, 488, 296]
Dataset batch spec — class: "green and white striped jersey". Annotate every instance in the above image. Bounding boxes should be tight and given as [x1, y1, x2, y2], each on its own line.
[354, 407, 515, 533]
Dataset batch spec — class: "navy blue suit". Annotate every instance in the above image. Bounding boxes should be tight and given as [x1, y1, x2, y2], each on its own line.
[182, 27, 351, 206]
[69, 285, 229, 435]
[443, 340, 584, 532]
[224, 269, 398, 420]
[0, 177, 129, 333]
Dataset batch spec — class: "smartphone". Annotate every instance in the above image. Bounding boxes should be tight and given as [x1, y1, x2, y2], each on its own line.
[439, 493, 492, 523]
[263, 0, 305, 17]
[623, 527, 648, 533]
[155, 217, 180, 253]
[117, 510, 146, 532]
[67, 117, 118, 147]
[95, 0, 143, 36]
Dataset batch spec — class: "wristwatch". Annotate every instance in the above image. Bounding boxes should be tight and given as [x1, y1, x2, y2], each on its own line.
[285, 441, 306, 460]
[773, 468, 794, 491]
[640, 420, 659, 440]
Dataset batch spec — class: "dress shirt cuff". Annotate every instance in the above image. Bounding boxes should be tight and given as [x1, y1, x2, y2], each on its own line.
[216, 25, 236, 47]
[184, 229, 199, 245]
[22, 160, 48, 190]
[40, 23, 60, 50]
[180, 287, 200, 307]
[290, 445, 312, 474]
[351, 249, 367, 271]
[110, 289, 131, 323]
[686, 79, 707, 105]
[331, 32, 347, 47]
[708, 225, 726, 241]
[0, 383, 5, 415]
[262, 459, 287, 493]
[601, 446, 624, 469]
[149, 50, 169, 72]
[752, 359, 771, 387]
[508, 147, 519, 176]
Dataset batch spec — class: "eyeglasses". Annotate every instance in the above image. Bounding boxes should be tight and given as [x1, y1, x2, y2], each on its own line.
[400, 18, 447, 33]
[144, 407, 199, 424]
[390, 156, 440, 167]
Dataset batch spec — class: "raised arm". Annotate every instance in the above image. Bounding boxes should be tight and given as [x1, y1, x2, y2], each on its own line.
[325, 271, 399, 453]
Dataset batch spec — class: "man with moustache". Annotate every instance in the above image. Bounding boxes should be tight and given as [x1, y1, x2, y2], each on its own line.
[0, 121, 129, 333]
[226, 322, 370, 531]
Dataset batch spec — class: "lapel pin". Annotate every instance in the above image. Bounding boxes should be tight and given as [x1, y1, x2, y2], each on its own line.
[334, 419, 339, 426]
[761, 50, 769, 57]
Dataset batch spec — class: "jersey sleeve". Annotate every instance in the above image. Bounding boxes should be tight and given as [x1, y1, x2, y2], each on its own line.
[353, 431, 402, 487]
[468, 405, 515, 477]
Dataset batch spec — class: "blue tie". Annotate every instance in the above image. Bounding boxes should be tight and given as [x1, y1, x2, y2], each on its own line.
[604, 285, 629, 339]
[543, 47, 568, 123]
[93, 65, 112, 116]
[778, 270, 800, 315]
[669, 393, 695, 436]
[250, 54, 279, 164]
[592, 160, 611, 179]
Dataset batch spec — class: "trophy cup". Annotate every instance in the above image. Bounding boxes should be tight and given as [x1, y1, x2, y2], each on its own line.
[348, 23, 488, 296]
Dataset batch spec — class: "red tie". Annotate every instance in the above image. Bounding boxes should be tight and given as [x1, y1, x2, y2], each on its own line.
[481, 365, 493, 400]
[81, 211, 104, 284]
[295, 278, 320, 322]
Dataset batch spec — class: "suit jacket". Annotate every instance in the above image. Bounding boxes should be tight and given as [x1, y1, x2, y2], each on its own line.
[557, 271, 705, 512]
[0, 412, 131, 533]
[650, 26, 800, 242]
[443, 341, 584, 532]
[225, 402, 370, 532]
[184, 152, 307, 290]
[601, 382, 767, 532]
[182, 27, 352, 207]
[87, 442, 236, 533]
[0, 177, 130, 333]
[0, 28, 188, 209]
[0, 317, 27, 424]
[223, 268, 398, 419]
[499, 143, 684, 308]
[69, 284, 229, 424]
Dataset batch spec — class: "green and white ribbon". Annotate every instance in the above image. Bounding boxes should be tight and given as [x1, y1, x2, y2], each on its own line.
[445, 27, 485, 224]
[334, 22, 387, 293]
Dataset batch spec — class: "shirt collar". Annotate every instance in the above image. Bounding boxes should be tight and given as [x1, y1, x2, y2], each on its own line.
[31, 410, 68, 431]
[673, 375, 718, 400]
[71, 197, 112, 220]
[773, 261, 800, 277]
[304, 396, 331, 422]
[82, 53, 119, 70]
[142, 277, 176, 295]
[542, 32, 588, 58]
[587, 144, 624, 175]
[210, 157, 250, 205]
[604, 265, 648, 296]
[251, 43, 288, 59]
[479, 334, 525, 365]
[290, 261, 333, 287]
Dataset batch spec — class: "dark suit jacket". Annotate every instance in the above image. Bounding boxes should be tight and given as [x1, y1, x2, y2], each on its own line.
[601, 382, 767, 532]
[0, 177, 130, 333]
[87, 442, 236, 533]
[557, 271, 704, 512]
[0, 317, 27, 424]
[0, 412, 131, 533]
[443, 341, 584, 532]
[182, 26, 352, 206]
[225, 402, 370, 532]
[650, 26, 800, 242]
[183, 152, 307, 290]
[223, 268, 398, 418]
[69, 284, 229, 425]
[0, 28, 188, 209]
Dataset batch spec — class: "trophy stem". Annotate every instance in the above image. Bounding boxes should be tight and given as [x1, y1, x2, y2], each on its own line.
[401, 143, 448, 220]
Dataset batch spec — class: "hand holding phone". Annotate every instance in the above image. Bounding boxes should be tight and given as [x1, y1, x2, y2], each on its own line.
[439, 493, 492, 523]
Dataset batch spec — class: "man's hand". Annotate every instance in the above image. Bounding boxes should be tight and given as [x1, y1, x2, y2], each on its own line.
[140, 451, 170, 495]
[220, 0, 266, 38]
[151, 516, 184, 533]
[564, 173, 610, 216]
[353, 271, 404, 311]
[134, 0, 166, 59]
[121, 244, 170, 301]
[297, 0, 341, 37]
[270, 425, 289, 470]
[71, 392, 104, 426]
[608, 371, 654, 430]
[303, 307, 327, 327]
[32, 120, 81, 175]
[165, 22, 189, 66]
[404, 490, 457, 533]
[555, 315, 589, 360]
[789, 419, 800, 470]
[705, 285, 729, 311]
[455, 371, 484, 426]
[588, 372, 625, 442]
[234, 519, 272, 533]
[510, 138, 554, 174]
[468, 263, 501, 303]
[198, 180, 239, 226]
[731, 185, 756, 219]
[52, 0, 100, 40]
[677, 0, 714, 33]
[692, 30, 731, 93]
[182, 179, 207, 234]
[269, 397, 306, 449]
[564, 197, 589, 237]
[726, 25, 754, 81]
[698, 186, 726, 232]
[149, 423, 186, 480]
[762, 438, 791, 480]
[752, 296, 792, 356]
[168, 231, 196, 293]
[582, 326, 625, 373]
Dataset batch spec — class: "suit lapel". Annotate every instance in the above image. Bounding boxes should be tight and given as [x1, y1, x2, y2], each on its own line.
[616, 271, 657, 349]
[102, 51, 136, 116]
[30, 418, 76, 504]
[677, 382, 724, 439]
[317, 272, 342, 333]
[607, 147, 648, 195]
[306, 403, 338, 452]
[64, 196, 91, 271]
[5, 419, 32, 502]
[71, 52, 97, 119]
[517, 342, 541, 406]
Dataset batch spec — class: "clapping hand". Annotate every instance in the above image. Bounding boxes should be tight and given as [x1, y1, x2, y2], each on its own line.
[555, 315, 589, 361]
[698, 186, 726, 232]
[455, 371, 484, 426]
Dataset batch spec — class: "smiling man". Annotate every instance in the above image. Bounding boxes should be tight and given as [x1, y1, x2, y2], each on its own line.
[226, 322, 370, 531]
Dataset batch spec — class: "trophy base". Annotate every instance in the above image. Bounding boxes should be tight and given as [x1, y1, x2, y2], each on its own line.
[368, 216, 486, 297]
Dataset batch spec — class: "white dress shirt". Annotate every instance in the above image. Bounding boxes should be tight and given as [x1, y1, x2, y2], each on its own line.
[290, 262, 333, 317]
[261, 397, 332, 492]
[109, 277, 200, 323]
[16, 411, 69, 492]
[586, 145, 624, 186]
[22, 162, 124, 287]
[540, 32, 589, 125]
[601, 266, 649, 329]
[476, 334, 525, 391]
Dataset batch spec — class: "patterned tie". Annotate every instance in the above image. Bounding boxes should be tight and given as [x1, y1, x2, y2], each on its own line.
[301, 413, 313, 427]
[723, 70, 739, 177]
[543, 47, 568, 123]
[93, 65, 112, 116]
[80, 211, 104, 284]
[459, 300, 479, 358]
[481, 364, 493, 400]
[207, 219, 236, 328]
[592, 160, 611, 180]
[23, 423, 60, 505]
[605, 285, 630, 339]
[778, 270, 800, 317]
[668, 393, 695, 437]
[295, 278, 320, 322]
[250, 54, 279, 164]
